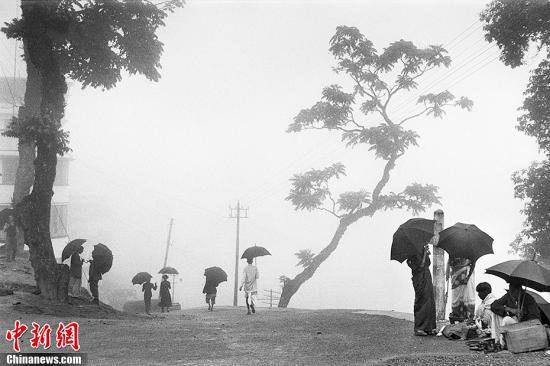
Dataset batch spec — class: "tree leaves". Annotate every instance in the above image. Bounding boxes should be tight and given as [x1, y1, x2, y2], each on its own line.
[295, 249, 316, 268]
[378, 183, 441, 215]
[286, 163, 346, 211]
[337, 190, 371, 212]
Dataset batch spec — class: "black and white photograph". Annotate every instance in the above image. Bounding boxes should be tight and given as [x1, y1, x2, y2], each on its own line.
[1, 0, 550, 365]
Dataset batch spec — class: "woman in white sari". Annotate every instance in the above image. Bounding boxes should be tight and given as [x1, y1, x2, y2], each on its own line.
[448, 257, 476, 322]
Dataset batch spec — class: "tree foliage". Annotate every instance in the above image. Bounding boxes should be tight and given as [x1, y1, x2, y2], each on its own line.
[295, 249, 316, 268]
[278, 26, 470, 307]
[481, 0, 550, 261]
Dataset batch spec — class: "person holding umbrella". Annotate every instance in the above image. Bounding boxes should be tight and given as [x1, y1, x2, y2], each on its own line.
[239, 257, 259, 315]
[68, 246, 84, 297]
[88, 258, 102, 305]
[447, 257, 476, 322]
[407, 245, 437, 336]
[142, 278, 157, 315]
[203, 267, 227, 312]
[159, 274, 172, 313]
[490, 281, 540, 345]
[203, 278, 218, 311]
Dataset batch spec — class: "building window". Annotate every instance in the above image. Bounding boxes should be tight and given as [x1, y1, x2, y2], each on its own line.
[1, 156, 17, 185]
[50, 204, 68, 238]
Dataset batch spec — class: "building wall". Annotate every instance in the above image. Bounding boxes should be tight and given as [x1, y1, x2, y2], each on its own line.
[0, 78, 71, 260]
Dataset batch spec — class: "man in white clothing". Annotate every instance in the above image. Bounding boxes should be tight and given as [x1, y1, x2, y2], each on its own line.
[474, 282, 497, 331]
[239, 257, 259, 315]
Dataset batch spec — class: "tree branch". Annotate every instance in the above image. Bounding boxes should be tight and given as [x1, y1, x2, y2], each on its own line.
[398, 107, 430, 125]
[318, 207, 342, 218]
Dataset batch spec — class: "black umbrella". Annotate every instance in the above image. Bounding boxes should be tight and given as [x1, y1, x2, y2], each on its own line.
[437, 223, 493, 263]
[92, 243, 113, 275]
[241, 245, 271, 260]
[486, 259, 550, 292]
[525, 290, 550, 326]
[132, 272, 153, 285]
[390, 218, 435, 263]
[61, 239, 87, 262]
[159, 266, 179, 275]
[204, 266, 227, 284]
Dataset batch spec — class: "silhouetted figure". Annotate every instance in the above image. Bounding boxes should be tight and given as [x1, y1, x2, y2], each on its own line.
[142, 279, 157, 315]
[159, 274, 172, 312]
[203, 278, 218, 311]
[4, 215, 17, 262]
[88, 259, 102, 305]
[69, 247, 84, 297]
[407, 246, 436, 336]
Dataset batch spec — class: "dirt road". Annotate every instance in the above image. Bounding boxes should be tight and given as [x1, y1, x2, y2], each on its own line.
[1, 303, 549, 366]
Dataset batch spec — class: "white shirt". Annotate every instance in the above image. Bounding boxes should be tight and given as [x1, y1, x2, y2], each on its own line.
[241, 264, 259, 293]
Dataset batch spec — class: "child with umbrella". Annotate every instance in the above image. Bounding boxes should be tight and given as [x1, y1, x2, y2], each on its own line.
[203, 267, 227, 311]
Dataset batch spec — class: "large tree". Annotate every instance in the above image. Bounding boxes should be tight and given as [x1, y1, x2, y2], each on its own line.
[1, 0, 182, 301]
[481, 0, 550, 262]
[278, 26, 472, 308]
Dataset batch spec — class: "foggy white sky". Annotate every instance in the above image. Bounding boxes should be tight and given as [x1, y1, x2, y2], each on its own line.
[0, 0, 544, 312]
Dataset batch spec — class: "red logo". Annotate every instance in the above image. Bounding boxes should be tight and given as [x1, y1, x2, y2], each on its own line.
[5, 320, 29, 352]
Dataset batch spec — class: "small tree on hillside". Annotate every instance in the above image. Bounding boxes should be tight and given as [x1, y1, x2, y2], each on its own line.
[1, 0, 182, 301]
[278, 26, 472, 308]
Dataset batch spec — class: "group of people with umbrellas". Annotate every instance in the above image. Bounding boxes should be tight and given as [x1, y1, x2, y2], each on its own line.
[62, 239, 113, 305]
[131, 244, 270, 315]
[392, 217, 550, 347]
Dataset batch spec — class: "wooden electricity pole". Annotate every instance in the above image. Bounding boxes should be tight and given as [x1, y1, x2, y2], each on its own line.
[431, 209, 445, 320]
[229, 202, 248, 306]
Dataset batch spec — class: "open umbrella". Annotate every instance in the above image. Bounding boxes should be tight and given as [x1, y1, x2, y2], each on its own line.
[437, 223, 493, 263]
[204, 266, 227, 284]
[241, 245, 271, 260]
[92, 243, 113, 275]
[61, 239, 87, 262]
[390, 218, 435, 263]
[132, 272, 153, 285]
[159, 266, 179, 275]
[525, 290, 550, 326]
[485, 260, 550, 292]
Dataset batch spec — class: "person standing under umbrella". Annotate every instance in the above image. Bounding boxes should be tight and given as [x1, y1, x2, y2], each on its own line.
[203, 278, 218, 311]
[407, 245, 436, 336]
[239, 257, 259, 315]
[88, 259, 102, 305]
[142, 278, 157, 315]
[159, 274, 172, 312]
[447, 257, 476, 322]
[68, 247, 84, 297]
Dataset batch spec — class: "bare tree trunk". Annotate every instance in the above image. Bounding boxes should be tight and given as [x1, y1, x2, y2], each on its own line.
[279, 214, 358, 308]
[13, 40, 39, 253]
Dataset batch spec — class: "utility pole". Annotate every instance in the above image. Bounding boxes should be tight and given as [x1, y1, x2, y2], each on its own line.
[163, 218, 174, 269]
[229, 201, 248, 307]
[430, 209, 445, 320]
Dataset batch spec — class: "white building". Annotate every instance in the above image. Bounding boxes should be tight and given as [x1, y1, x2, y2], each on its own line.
[0, 77, 71, 258]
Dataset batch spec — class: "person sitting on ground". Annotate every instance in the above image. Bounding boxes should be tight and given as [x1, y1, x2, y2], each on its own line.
[239, 257, 259, 315]
[203, 278, 218, 312]
[490, 281, 540, 345]
[474, 282, 496, 332]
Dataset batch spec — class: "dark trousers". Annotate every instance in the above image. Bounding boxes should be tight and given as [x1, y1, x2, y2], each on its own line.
[89, 279, 99, 302]
[6, 235, 16, 261]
